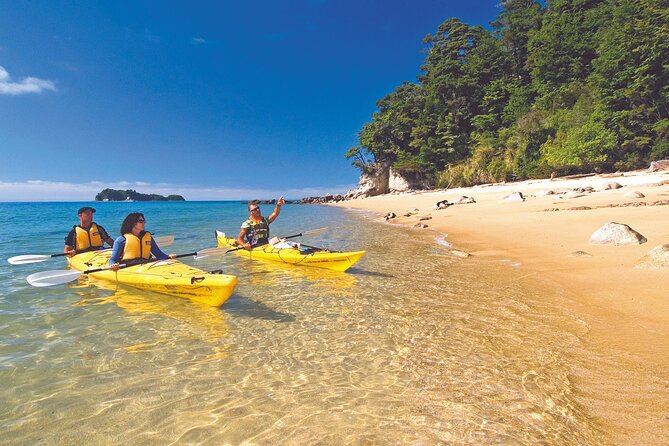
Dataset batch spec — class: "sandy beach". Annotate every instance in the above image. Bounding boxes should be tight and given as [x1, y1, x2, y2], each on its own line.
[334, 168, 669, 444]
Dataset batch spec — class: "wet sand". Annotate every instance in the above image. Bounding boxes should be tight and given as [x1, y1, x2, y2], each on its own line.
[333, 169, 669, 445]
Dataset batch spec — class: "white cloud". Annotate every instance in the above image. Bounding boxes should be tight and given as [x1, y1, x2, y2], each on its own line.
[190, 37, 206, 45]
[0, 180, 357, 202]
[0, 65, 57, 95]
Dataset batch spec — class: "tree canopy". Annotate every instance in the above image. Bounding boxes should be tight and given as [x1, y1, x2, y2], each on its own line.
[346, 0, 669, 187]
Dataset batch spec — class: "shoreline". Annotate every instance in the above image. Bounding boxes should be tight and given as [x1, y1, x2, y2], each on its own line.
[333, 168, 669, 444]
[333, 169, 669, 324]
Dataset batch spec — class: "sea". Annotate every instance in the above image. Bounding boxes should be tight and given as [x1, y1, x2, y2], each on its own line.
[0, 201, 663, 445]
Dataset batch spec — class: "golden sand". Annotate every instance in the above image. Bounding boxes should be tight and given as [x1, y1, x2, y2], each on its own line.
[333, 169, 669, 444]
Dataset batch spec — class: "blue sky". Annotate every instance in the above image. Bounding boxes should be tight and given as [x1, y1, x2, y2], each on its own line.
[0, 0, 503, 201]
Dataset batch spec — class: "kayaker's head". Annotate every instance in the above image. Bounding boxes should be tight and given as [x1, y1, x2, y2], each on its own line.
[77, 206, 96, 228]
[247, 203, 262, 221]
[120, 212, 146, 236]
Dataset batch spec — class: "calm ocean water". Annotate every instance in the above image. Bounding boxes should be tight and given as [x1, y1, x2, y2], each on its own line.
[0, 201, 622, 444]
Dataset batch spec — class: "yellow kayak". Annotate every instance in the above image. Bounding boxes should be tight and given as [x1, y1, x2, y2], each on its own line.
[216, 230, 365, 272]
[67, 250, 238, 307]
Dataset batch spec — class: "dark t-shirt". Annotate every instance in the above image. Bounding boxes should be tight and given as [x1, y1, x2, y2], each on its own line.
[64, 224, 111, 247]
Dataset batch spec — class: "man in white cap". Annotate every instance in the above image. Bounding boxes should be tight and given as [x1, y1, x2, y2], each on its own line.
[63, 206, 114, 256]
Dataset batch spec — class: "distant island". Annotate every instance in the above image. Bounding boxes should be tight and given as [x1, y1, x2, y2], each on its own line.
[95, 188, 186, 202]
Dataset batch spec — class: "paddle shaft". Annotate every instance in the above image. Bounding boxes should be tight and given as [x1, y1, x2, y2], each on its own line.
[230, 233, 327, 253]
[103, 251, 202, 272]
[8, 235, 174, 265]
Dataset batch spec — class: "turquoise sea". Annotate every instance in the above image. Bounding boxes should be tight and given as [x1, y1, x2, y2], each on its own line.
[0, 201, 653, 444]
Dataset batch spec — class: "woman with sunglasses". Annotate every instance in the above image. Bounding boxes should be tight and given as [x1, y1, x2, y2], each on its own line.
[108, 212, 175, 270]
[236, 197, 285, 250]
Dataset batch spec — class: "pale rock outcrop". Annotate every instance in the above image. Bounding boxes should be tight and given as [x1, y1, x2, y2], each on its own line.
[344, 161, 391, 199]
[648, 160, 669, 172]
[623, 191, 645, 198]
[589, 222, 647, 245]
[413, 223, 428, 229]
[636, 244, 669, 268]
[388, 168, 411, 192]
[347, 162, 434, 198]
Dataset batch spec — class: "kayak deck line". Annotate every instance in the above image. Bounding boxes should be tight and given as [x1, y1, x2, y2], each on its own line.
[68, 251, 237, 307]
[215, 230, 365, 272]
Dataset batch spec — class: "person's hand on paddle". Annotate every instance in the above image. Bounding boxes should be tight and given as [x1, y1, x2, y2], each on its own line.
[110, 262, 120, 271]
[167, 253, 176, 259]
[241, 242, 252, 251]
[65, 248, 77, 258]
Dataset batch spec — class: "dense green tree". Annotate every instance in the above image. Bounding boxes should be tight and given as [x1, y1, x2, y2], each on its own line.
[590, 0, 669, 167]
[347, 0, 669, 188]
[493, 0, 543, 86]
[345, 82, 425, 172]
[526, 0, 610, 107]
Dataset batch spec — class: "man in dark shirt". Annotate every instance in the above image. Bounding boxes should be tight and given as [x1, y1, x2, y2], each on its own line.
[64, 206, 114, 256]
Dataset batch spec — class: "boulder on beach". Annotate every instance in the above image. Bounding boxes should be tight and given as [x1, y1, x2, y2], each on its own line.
[504, 192, 525, 202]
[413, 223, 428, 229]
[569, 250, 593, 257]
[456, 196, 476, 204]
[597, 181, 623, 191]
[434, 200, 451, 209]
[384, 212, 396, 220]
[623, 191, 645, 198]
[636, 244, 669, 268]
[589, 222, 647, 245]
[563, 192, 588, 199]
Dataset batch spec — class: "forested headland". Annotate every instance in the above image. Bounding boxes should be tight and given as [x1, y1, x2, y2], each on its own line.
[346, 0, 668, 192]
[95, 189, 185, 201]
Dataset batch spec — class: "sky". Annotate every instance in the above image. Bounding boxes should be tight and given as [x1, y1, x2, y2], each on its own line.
[0, 0, 503, 201]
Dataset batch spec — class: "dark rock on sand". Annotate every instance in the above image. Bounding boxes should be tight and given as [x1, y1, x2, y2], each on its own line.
[569, 251, 593, 257]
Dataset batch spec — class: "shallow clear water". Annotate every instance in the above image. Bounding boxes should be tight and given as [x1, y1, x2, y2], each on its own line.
[0, 201, 625, 444]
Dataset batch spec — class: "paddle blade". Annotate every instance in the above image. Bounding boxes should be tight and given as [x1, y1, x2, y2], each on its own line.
[193, 247, 229, 260]
[154, 235, 175, 247]
[26, 270, 83, 287]
[302, 227, 328, 236]
[8, 254, 53, 265]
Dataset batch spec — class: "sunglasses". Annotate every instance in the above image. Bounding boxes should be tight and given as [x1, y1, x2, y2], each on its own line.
[137, 218, 146, 223]
[249, 208, 259, 212]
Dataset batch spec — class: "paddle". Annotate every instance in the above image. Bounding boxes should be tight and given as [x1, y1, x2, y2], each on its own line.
[8, 235, 175, 265]
[220, 227, 329, 255]
[25, 246, 227, 288]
